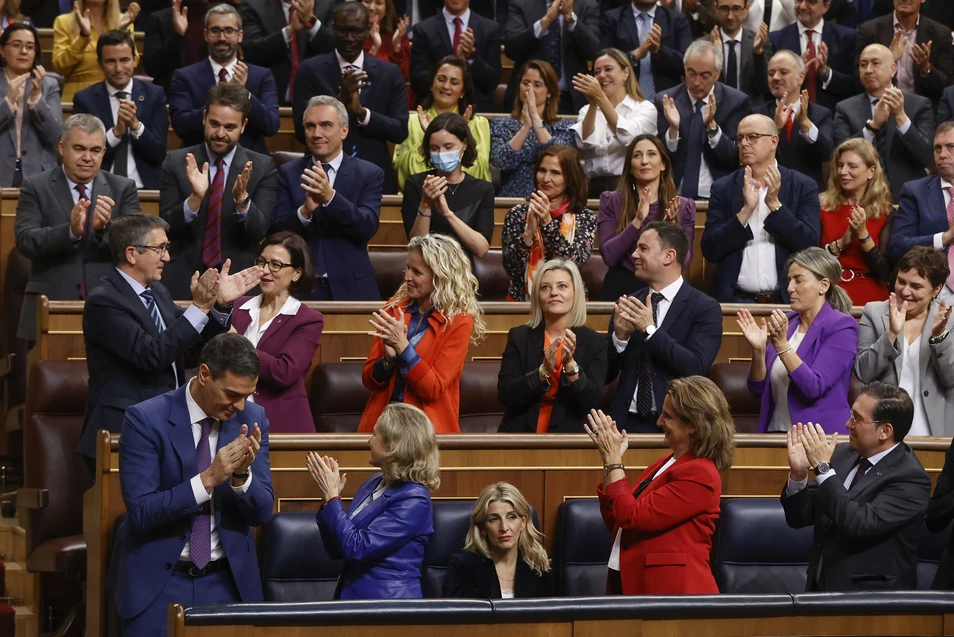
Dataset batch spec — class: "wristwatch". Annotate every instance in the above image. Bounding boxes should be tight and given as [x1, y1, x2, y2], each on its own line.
[235, 194, 251, 207]
[563, 362, 580, 376]
[812, 461, 831, 476]
[706, 125, 719, 138]
[645, 324, 657, 337]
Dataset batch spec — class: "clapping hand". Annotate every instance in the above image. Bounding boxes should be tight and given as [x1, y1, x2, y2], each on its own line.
[416, 105, 432, 131]
[933, 300, 952, 338]
[773, 92, 794, 131]
[392, 15, 410, 48]
[119, 2, 140, 29]
[795, 90, 811, 132]
[736, 308, 768, 353]
[300, 163, 334, 214]
[888, 27, 906, 62]
[766, 308, 790, 352]
[661, 94, 680, 135]
[217, 258, 265, 306]
[73, 1, 91, 37]
[369, 307, 409, 359]
[185, 153, 210, 199]
[584, 409, 627, 465]
[171, 0, 188, 35]
[663, 196, 680, 223]
[702, 91, 717, 128]
[911, 41, 932, 75]
[887, 292, 907, 339]
[69, 198, 91, 238]
[541, 335, 562, 376]
[28, 65, 46, 105]
[5, 72, 27, 109]
[797, 422, 837, 470]
[306, 452, 348, 502]
[91, 195, 114, 231]
[561, 328, 577, 370]
[231, 161, 253, 206]
[753, 22, 768, 54]
[571, 73, 603, 103]
[231, 61, 249, 87]
[231, 423, 262, 481]
[786, 425, 811, 481]
[455, 27, 475, 59]
[190, 268, 219, 312]
[635, 185, 652, 226]
[422, 175, 451, 216]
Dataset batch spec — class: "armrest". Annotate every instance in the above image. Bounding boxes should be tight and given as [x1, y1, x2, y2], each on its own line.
[0, 354, 14, 378]
[17, 488, 49, 509]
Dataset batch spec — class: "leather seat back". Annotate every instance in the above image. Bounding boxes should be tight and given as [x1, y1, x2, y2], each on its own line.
[552, 499, 612, 596]
[473, 250, 510, 301]
[310, 362, 370, 432]
[709, 363, 761, 433]
[2, 247, 30, 407]
[918, 519, 954, 589]
[711, 497, 812, 594]
[459, 361, 504, 433]
[580, 253, 608, 301]
[273, 151, 305, 167]
[261, 511, 343, 602]
[369, 251, 409, 301]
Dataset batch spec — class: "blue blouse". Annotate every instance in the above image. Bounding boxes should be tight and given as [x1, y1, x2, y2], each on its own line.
[371, 301, 432, 402]
[490, 117, 576, 198]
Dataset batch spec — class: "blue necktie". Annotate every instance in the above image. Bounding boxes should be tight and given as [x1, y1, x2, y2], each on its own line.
[140, 288, 164, 333]
[858, 0, 873, 23]
[681, 101, 705, 199]
[544, 17, 562, 82]
[636, 13, 655, 100]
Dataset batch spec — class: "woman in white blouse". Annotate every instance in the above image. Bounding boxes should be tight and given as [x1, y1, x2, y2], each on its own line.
[571, 47, 657, 198]
[232, 232, 325, 433]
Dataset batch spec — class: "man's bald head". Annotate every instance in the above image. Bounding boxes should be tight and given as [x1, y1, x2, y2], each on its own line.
[739, 114, 777, 136]
[859, 44, 897, 93]
[737, 114, 778, 167]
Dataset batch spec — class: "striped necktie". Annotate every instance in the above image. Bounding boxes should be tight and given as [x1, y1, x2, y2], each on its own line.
[140, 288, 164, 333]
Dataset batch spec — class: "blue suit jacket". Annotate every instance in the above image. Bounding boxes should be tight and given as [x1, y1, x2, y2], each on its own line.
[769, 21, 859, 114]
[72, 79, 169, 189]
[938, 86, 954, 127]
[605, 281, 723, 428]
[168, 59, 280, 156]
[292, 53, 408, 194]
[106, 385, 273, 618]
[755, 100, 835, 190]
[317, 473, 433, 600]
[600, 4, 692, 95]
[273, 153, 383, 301]
[888, 175, 950, 263]
[701, 165, 821, 303]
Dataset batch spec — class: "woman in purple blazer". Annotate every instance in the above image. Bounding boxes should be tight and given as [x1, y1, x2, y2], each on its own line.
[737, 247, 858, 435]
[597, 134, 696, 300]
[232, 232, 324, 433]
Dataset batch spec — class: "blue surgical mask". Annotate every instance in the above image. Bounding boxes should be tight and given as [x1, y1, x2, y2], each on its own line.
[430, 148, 463, 174]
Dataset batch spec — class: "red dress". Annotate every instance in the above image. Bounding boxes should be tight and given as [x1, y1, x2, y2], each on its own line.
[820, 203, 890, 306]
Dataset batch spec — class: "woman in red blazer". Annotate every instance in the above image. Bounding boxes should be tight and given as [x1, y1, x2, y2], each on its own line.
[586, 376, 736, 595]
[232, 232, 324, 433]
[359, 234, 486, 434]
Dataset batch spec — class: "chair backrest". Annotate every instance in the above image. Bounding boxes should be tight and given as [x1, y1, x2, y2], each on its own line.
[917, 519, 954, 590]
[552, 499, 612, 596]
[710, 497, 813, 594]
[309, 362, 369, 433]
[2, 247, 31, 406]
[370, 251, 409, 302]
[458, 361, 504, 433]
[580, 253, 608, 301]
[709, 362, 761, 433]
[473, 250, 510, 301]
[260, 511, 343, 602]
[273, 151, 306, 167]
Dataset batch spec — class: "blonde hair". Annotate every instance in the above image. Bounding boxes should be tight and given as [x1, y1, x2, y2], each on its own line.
[526, 259, 587, 328]
[376, 403, 441, 490]
[666, 377, 736, 471]
[463, 482, 551, 575]
[68, 0, 125, 37]
[388, 234, 487, 343]
[820, 139, 893, 218]
[785, 247, 853, 315]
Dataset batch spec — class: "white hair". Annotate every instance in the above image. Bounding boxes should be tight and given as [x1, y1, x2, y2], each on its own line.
[61, 113, 105, 143]
[684, 39, 724, 74]
[771, 49, 806, 74]
[304, 96, 349, 127]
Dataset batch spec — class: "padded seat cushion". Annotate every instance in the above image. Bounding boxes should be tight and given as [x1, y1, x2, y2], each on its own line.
[25, 534, 87, 573]
[261, 511, 343, 602]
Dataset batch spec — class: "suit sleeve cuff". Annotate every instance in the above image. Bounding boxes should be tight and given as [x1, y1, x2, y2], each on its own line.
[191, 474, 211, 505]
[611, 332, 628, 352]
[935, 232, 945, 250]
[297, 206, 313, 225]
[321, 190, 337, 207]
[800, 123, 818, 143]
[787, 474, 808, 494]
[707, 127, 722, 147]
[231, 469, 252, 494]
[184, 304, 211, 331]
[209, 306, 231, 326]
[533, 20, 543, 38]
[183, 199, 199, 223]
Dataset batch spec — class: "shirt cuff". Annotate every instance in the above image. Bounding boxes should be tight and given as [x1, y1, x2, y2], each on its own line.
[297, 206, 313, 225]
[282, 25, 292, 45]
[611, 332, 628, 353]
[398, 344, 421, 375]
[234, 206, 249, 219]
[707, 127, 722, 147]
[533, 19, 543, 38]
[183, 199, 199, 223]
[567, 18, 576, 31]
[131, 121, 145, 139]
[209, 305, 231, 326]
[371, 357, 393, 382]
[800, 123, 819, 143]
[231, 468, 253, 494]
[308, 18, 321, 38]
[862, 127, 875, 142]
[106, 128, 121, 147]
[898, 118, 912, 135]
[69, 226, 81, 241]
[816, 469, 837, 485]
[787, 474, 808, 495]
[821, 68, 833, 89]
[183, 303, 211, 332]
[321, 190, 337, 207]
[358, 108, 371, 126]
[934, 232, 945, 250]
[191, 474, 212, 504]
[666, 134, 679, 151]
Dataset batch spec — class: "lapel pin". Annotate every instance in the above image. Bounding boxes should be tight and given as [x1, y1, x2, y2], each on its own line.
[138, 95, 144, 101]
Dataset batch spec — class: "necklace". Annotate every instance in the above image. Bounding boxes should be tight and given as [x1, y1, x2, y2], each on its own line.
[446, 181, 462, 196]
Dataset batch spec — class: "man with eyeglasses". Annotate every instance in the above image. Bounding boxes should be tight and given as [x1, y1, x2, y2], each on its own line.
[76, 213, 264, 475]
[708, 0, 773, 106]
[292, 2, 408, 194]
[782, 381, 931, 592]
[702, 113, 819, 303]
[168, 3, 280, 156]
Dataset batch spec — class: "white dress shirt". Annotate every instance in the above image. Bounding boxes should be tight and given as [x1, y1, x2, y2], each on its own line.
[572, 95, 657, 177]
[182, 144, 249, 221]
[797, 20, 834, 89]
[743, 0, 796, 32]
[736, 175, 779, 294]
[297, 148, 344, 226]
[181, 377, 253, 563]
[210, 57, 238, 83]
[443, 7, 470, 44]
[893, 13, 918, 94]
[768, 329, 806, 432]
[105, 79, 146, 187]
[666, 91, 721, 198]
[608, 455, 677, 570]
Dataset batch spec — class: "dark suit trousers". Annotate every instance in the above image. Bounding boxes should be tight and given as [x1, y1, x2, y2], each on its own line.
[118, 568, 239, 637]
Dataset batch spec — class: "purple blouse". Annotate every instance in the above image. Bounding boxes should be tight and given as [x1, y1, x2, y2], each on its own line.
[597, 191, 696, 271]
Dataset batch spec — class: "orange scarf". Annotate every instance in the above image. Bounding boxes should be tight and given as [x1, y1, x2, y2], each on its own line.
[525, 201, 576, 298]
[535, 333, 564, 434]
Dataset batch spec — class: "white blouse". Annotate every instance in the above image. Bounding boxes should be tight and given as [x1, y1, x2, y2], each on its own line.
[608, 455, 677, 571]
[900, 335, 930, 436]
[572, 95, 658, 178]
[240, 294, 302, 348]
[768, 329, 806, 433]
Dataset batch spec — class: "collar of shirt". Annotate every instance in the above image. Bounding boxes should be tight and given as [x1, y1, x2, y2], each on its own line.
[209, 57, 238, 81]
[893, 12, 918, 33]
[616, 94, 640, 113]
[797, 19, 824, 37]
[336, 49, 365, 72]
[205, 143, 238, 171]
[941, 178, 954, 191]
[443, 7, 470, 28]
[720, 28, 742, 43]
[689, 89, 713, 108]
[239, 293, 302, 319]
[777, 97, 802, 116]
[631, 2, 656, 19]
[63, 168, 93, 196]
[106, 79, 134, 98]
[651, 275, 684, 303]
[864, 442, 900, 467]
[184, 377, 214, 427]
[115, 267, 148, 296]
[315, 149, 345, 174]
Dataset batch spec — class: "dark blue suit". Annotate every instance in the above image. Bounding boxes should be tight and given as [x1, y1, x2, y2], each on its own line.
[168, 59, 280, 156]
[273, 153, 382, 301]
[600, 4, 692, 95]
[292, 53, 408, 194]
[317, 473, 433, 599]
[72, 79, 169, 189]
[938, 86, 954, 126]
[107, 386, 273, 626]
[701, 165, 821, 303]
[605, 282, 723, 431]
[888, 175, 950, 263]
[755, 100, 835, 190]
[769, 21, 860, 114]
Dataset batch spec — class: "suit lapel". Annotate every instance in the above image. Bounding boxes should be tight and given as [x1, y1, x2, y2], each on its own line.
[169, 387, 198, 477]
[0, 75, 13, 148]
[257, 308, 295, 350]
[878, 306, 903, 380]
[850, 445, 903, 495]
[795, 302, 827, 358]
[918, 301, 938, 397]
[435, 14, 453, 54]
[349, 475, 388, 526]
[90, 171, 113, 205]
[95, 83, 115, 129]
[657, 282, 690, 333]
[929, 177, 946, 227]
[741, 30, 754, 86]
[524, 326, 545, 374]
[110, 269, 161, 336]
[621, 6, 640, 51]
[49, 168, 77, 223]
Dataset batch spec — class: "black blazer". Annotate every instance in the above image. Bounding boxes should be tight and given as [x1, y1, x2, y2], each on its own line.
[824, 0, 893, 28]
[394, 0, 504, 23]
[719, 28, 772, 107]
[927, 437, 954, 589]
[605, 281, 723, 429]
[497, 324, 607, 433]
[754, 100, 836, 191]
[937, 85, 954, 126]
[142, 8, 186, 93]
[781, 442, 932, 592]
[442, 551, 553, 598]
[410, 11, 502, 112]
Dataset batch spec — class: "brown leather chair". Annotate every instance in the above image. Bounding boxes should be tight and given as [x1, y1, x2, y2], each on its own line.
[459, 360, 504, 433]
[274, 151, 306, 167]
[473, 249, 510, 301]
[370, 251, 409, 301]
[1, 247, 31, 440]
[581, 253, 608, 301]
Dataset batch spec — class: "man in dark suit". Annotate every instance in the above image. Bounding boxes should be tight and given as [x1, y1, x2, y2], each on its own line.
[654, 39, 750, 199]
[275, 96, 382, 301]
[293, 2, 409, 194]
[78, 213, 263, 472]
[825, 0, 892, 28]
[833, 43, 934, 202]
[503, 0, 600, 114]
[782, 382, 931, 591]
[606, 221, 723, 432]
[702, 114, 820, 303]
[856, 0, 954, 108]
[710, 0, 773, 106]
[769, 0, 860, 113]
[143, 0, 214, 94]
[168, 3, 281, 156]
[887, 123, 954, 301]
[757, 49, 835, 190]
[240, 0, 337, 106]
[107, 333, 273, 635]
[72, 29, 168, 190]
[160, 83, 277, 300]
[600, 0, 692, 100]
[14, 114, 140, 342]
[937, 85, 954, 126]
[395, 0, 504, 23]
[410, 0, 502, 112]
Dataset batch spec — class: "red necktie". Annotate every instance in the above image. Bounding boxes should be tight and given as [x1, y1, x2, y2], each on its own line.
[75, 183, 90, 298]
[785, 111, 794, 142]
[452, 17, 462, 52]
[945, 187, 954, 292]
[804, 29, 818, 103]
[218, 67, 228, 84]
[202, 158, 225, 269]
[288, 4, 299, 100]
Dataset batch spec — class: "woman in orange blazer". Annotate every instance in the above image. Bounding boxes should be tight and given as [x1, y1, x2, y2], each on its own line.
[585, 376, 736, 595]
[359, 234, 486, 434]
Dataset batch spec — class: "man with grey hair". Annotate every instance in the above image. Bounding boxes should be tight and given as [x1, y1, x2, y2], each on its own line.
[653, 38, 750, 199]
[14, 113, 140, 341]
[168, 3, 280, 156]
[273, 95, 384, 300]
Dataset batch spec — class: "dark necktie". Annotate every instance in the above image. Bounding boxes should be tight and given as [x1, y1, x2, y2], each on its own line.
[452, 16, 463, 52]
[725, 40, 738, 89]
[848, 458, 872, 490]
[218, 67, 228, 84]
[681, 101, 705, 199]
[113, 90, 130, 178]
[635, 292, 665, 416]
[288, 3, 300, 100]
[189, 417, 214, 568]
[202, 158, 225, 268]
[140, 288, 164, 333]
[75, 182, 90, 299]
[763, 0, 774, 26]
[544, 16, 562, 82]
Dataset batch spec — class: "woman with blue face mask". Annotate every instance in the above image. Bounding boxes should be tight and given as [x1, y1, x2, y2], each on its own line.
[401, 112, 496, 261]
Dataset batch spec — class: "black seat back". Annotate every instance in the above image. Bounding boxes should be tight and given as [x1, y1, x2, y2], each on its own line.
[552, 499, 611, 596]
[918, 519, 954, 589]
[261, 511, 343, 602]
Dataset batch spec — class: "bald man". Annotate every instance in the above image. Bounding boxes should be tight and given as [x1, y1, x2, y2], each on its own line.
[702, 113, 820, 304]
[834, 43, 934, 201]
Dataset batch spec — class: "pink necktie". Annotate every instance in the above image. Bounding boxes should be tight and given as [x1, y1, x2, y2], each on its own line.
[189, 417, 214, 568]
[804, 30, 817, 103]
[452, 17, 462, 52]
[202, 159, 225, 268]
[946, 187, 954, 291]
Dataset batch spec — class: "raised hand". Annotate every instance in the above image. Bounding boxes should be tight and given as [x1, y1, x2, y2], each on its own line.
[119, 2, 139, 29]
[300, 163, 333, 215]
[703, 91, 717, 128]
[795, 90, 811, 132]
[661, 94, 680, 134]
[416, 105, 432, 131]
[736, 308, 768, 353]
[70, 198, 91, 238]
[888, 27, 906, 62]
[786, 425, 811, 481]
[774, 92, 794, 130]
[887, 292, 907, 339]
[816, 41, 830, 76]
[369, 307, 410, 356]
[911, 41, 932, 75]
[217, 259, 266, 304]
[753, 22, 768, 54]
[571, 73, 603, 103]
[231, 61, 249, 87]
[664, 196, 680, 223]
[91, 195, 114, 231]
[171, 0, 188, 36]
[28, 65, 46, 105]
[799, 422, 837, 469]
[73, 1, 91, 37]
[421, 174, 450, 215]
[763, 164, 782, 208]
[186, 153, 210, 199]
[231, 423, 262, 478]
[583, 409, 625, 465]
[456, 27, 475, 59]
[231, 161, 253, 205]
[462, 104, 474, 122]
[742, 165, 760, 213]
[767, 308, 790, 351]
[561, 328, 577, 367]
[368, 13, 382, 52]
[635, 185, 651, 226]
[392, 15, 410, 48]
[306, 452, 345, 502]
[5, 72, 27, 109]
[190, 268, 219, 312]
[933, 300, 952, 338]
[201, 435, 250, 492]
[541, 336, 562, 376]
[708, 25, 721, 46]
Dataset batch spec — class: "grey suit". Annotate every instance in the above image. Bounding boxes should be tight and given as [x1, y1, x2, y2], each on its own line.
[721, 29, 772, 107]
[14, 167, 140, 341]
[0, 74, 63, 187]
[854, 300, 954, 436]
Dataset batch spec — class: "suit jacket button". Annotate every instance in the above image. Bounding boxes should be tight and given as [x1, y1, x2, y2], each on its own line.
[165, 563, 172, 569]
[924, 390, 930, 397]
[179, 534, 186, 540]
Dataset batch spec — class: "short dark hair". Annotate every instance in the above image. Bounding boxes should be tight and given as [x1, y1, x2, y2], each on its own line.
[534, 145, 588, 214]
[422, 112, 478, 169]
[419, 55, 475, 116]
[643, 220, 689, 266]
[108, 213, 170, 266]
[257, 232, 317, 297]
[96, 29, 136, 61]
[861, 381, 914, 442]
[897, 246, 950, 289]
[334, 0, 369, 24]
[206, 82, 251, 119]
[0, 22, 41, 70]
[199, 333, 260, 380]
